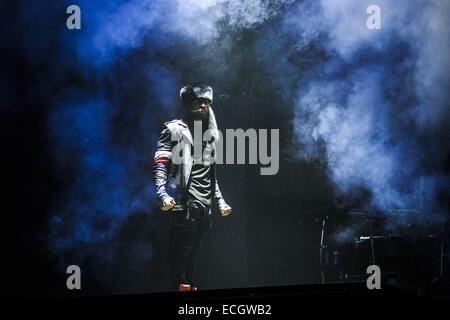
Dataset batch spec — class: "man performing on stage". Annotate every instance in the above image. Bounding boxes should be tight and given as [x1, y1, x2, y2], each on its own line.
[153, 83, 232, 291]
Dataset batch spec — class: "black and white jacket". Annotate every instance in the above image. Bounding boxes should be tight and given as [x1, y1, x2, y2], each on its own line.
[153, 107, 227, 217]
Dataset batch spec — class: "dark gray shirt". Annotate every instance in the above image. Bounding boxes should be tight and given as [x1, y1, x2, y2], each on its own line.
[188, 161, 212, 206]
[187, 119, 213, 206]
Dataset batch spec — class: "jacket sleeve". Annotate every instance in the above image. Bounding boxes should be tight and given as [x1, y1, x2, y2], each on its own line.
[153, 125, 173, 202]
[214, 178, 226, 206]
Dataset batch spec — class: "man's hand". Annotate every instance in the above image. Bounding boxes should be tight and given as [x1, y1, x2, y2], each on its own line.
[219, 204, 232, 216]
[161, 197, 176, 211]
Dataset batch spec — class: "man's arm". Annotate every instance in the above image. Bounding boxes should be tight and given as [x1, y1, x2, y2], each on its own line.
[215, 178, 231, 216]
[214, 178, 226, 206]
[153, 125, 175, 210]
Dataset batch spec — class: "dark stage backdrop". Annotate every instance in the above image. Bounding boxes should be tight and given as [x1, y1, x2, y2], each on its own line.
[1, 1, 449, 298]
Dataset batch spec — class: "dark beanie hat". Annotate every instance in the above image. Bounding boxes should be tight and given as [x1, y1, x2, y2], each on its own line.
[180, 83, 213, 106]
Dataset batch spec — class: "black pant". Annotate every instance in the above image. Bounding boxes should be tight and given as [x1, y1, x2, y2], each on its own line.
[169, 202, 210, 290]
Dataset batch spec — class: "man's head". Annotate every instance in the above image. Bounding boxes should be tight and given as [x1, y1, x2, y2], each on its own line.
[180, 84, 213, 120]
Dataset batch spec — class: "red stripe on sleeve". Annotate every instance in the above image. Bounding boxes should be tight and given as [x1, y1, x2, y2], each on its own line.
[154, 157, 171, 165]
